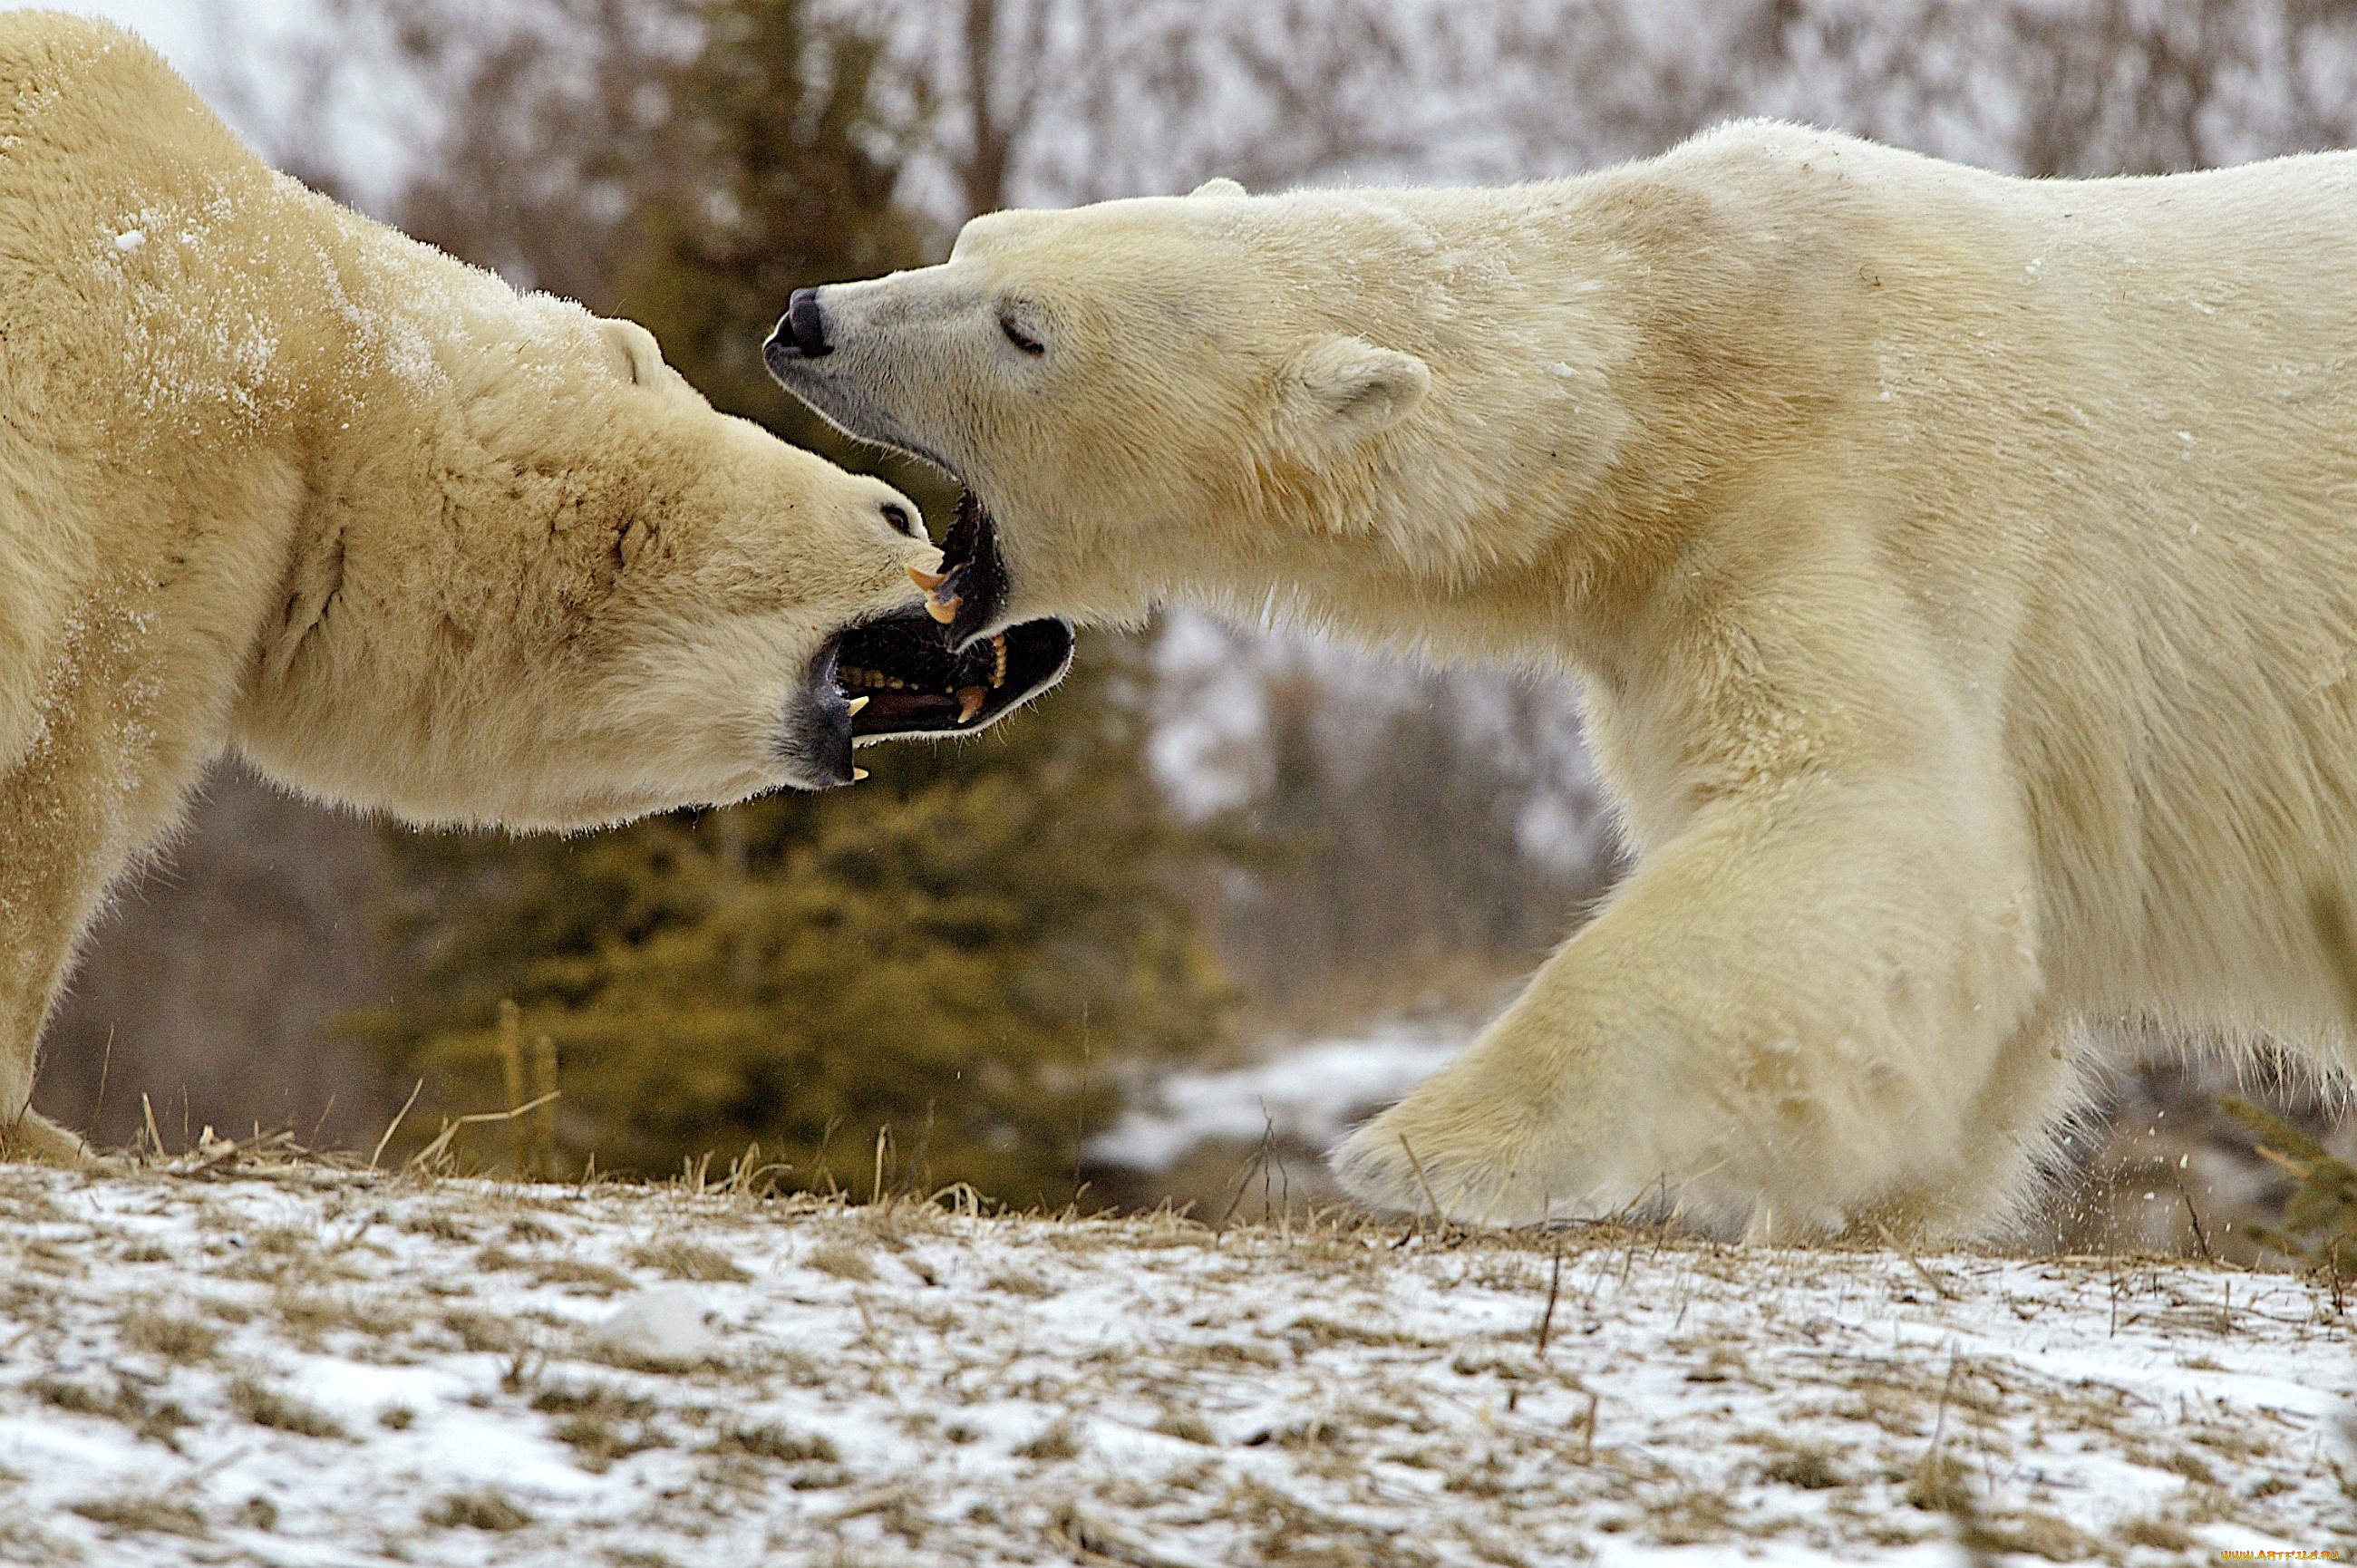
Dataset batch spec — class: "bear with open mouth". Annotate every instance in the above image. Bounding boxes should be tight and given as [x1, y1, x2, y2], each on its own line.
[770, 130, 2357, 1243]
[0, 15, 1067, 1163]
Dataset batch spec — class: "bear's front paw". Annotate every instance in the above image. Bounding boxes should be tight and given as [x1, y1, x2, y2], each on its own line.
[1328, 1091, 1574, 1227]
[0, 1108, 97, 1168]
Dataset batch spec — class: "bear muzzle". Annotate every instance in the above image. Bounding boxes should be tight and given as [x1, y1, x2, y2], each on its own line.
[765, 288, 832, 363]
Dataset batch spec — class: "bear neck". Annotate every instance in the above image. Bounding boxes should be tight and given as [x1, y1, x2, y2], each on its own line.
[1201, 169, 1863, 680]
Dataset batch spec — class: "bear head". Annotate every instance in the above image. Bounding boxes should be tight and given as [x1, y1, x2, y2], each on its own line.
[238, 289, 1072, 829]
[763, 179, 1633, 654]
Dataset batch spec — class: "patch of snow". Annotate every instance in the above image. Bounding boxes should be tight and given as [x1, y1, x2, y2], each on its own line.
[1091, 1025, 1468, 1169]
[112, 228, 144, 252]
[0, 1166, 2346, 1565]
[590, 1284, 717, 1367]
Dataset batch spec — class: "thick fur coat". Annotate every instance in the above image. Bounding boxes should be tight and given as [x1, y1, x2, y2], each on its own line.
[0, 15, 941, 1161]
[771, 126, 2357, 1240]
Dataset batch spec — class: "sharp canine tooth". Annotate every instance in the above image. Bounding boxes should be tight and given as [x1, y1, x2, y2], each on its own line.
[956, 686, 987, 722]
[852, 768, 869, 781]
[926, 595, 962, 624]
[907, 565, 948, 592]
[847, 695, 869, 716]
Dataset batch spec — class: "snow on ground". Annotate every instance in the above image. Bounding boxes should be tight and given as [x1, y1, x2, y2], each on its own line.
[1089, 1025, 1466, 1171]
[0, 1162, 2350, 1566]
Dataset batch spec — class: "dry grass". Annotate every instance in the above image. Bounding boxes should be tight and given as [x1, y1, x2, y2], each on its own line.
[69, 1493, 209, 1538]
[441, 1306, 521, 1353]
[529, 1379, 667, 1467]
[1757, 1444, 1847, 1490]
[804, 1237, 878, 1282]
[116, 1306, 219, 1364]
[425, 1487, 533, 1531]
[1012, 1419, 1081, 1461]
[34, 1375, 192, 1447]
[1153, 1411, 1217, 1445]
[628, 1237, 751, 1282]
[228, 1377, 347, 1439]
[983, 1268, 1053, 1297]
[711, 1422, 839, 1464]
[535, 1257, 636, 1294]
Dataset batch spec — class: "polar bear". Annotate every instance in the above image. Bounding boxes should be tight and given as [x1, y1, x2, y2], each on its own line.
[0, 15, 1072, 1163]
[769, 126, 2357, 1240]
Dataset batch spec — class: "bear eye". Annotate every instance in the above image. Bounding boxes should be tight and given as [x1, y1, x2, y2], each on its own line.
[999, 311, 1045, 356]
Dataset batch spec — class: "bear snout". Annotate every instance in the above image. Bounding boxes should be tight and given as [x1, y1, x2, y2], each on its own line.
[772, 645, 858, 790]
[767, 288, 831, 363]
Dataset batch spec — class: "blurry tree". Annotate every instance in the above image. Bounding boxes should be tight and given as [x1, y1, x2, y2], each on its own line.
[351, 0, 1227, 1200]
[345, 0, 688, 309]
[1465, 1, 2357, 182]
[621, 0, 922, 452]
[363, 658, 1216, 1199]
[1206, 664, 1614, 1022]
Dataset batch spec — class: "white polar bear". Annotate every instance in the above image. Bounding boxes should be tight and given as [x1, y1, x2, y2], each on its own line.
[0, 15, 1072, 1163]
[769, 126, 2357, 1240]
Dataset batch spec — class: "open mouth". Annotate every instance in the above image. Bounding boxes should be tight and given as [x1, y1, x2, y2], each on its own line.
[838, 487, 1071, 740]
[908, 490, 1012, 650]
[783, 490, 1071, 789]
[825, 602, 1072, 743]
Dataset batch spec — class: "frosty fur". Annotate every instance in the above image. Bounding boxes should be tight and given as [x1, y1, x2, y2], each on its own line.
[776, 126, 2357, 1242]
[0, 16, 937, 1163]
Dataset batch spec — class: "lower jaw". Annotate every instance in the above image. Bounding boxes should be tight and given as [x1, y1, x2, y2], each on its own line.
[822, 610, 1075, 746]
[907, 489, 1014, 650]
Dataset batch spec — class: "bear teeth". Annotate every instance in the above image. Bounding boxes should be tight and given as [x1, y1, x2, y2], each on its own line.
[990, 634, 1007, 688]
[920, 562, 972, 624]
[846, 695, 869, 716]
[956, 686, 987, 723]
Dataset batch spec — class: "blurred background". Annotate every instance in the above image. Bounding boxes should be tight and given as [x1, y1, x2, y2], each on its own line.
[26, 0, 2355, 1254]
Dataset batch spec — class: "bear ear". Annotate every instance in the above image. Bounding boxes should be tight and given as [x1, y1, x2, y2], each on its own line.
[1283, 335, 1431, 448]
[597, 317, 669, 388]
[1189, 176, 1246, 198]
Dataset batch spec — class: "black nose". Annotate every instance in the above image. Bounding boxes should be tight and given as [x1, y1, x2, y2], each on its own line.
[774, 287, 830, 359]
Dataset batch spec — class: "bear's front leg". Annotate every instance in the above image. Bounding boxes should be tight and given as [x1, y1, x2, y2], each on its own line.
[0, 1108, 93, 1166]
[1330, 771, 2045, 1240]
[0, 748, 136, 1169]
[0, 884, 98, 1167]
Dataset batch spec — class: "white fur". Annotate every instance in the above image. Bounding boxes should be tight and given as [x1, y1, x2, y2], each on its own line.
[0, 16, 938, 1161]
[775, 121, 2357, 1240]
